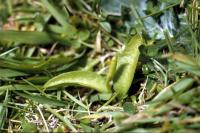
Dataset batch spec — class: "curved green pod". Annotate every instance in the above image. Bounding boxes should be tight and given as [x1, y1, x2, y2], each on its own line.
[44, 71, 111, 93]
[113, 35, 143, 99]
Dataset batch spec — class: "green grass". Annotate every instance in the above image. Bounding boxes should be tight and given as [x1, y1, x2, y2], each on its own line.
[0, 0, 199, 132]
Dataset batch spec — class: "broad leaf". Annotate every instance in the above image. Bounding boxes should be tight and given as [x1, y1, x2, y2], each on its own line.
[113, 35, 143, 98]
[44, 71, 111, 93]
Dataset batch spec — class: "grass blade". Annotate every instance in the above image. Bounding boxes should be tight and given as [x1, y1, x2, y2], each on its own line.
[152, 78, 195, 102]
[41, 0, 77, 35]
[0, 69, 27, 78]
[0, 84, 42, 92]
[44, 104, 77, 132]
[0, 90, 9, 129]
[0, 30, 53, 44]
[41, 0, 68, 26]
[63, 90, 87, 109]
[14, 91, 67, 106]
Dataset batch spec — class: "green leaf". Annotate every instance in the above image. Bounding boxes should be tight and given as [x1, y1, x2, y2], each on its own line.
[0, 103, 7, 129]
[23, 76, 50, 84]
[80, 123, 94, 133]
[44, 104, 77, 132]
[14, 91, 67, 106]
[21, 120, 37, 133]
[0, 68, 27, 78]
[63, 90, 87, 109]
[113, 34, 143, 99]
[167, 53, 200, 76]
[0, 91, 8, 129]
[100, 0, 130, 16]
[175, 61, 200, 77]
[123, 102, 135, 114]
[106, 56, 117, 89]
[152, 78, 195, 102]
[100, 22, 112, 33]
[48, 24, 77, 38]
[0, 54, 73, 73]
[33, 54, 73, 70]
[77, 30, 90, 41]
[44, 71, 111, 93]
[80, 112, 127, 120]
[0, 84, 42, 92]
[41, 0, 68, 26]
[0, 30, 53, 44]
[90, 93, 112, 103]
[41, 0, 77, 34]
[53, 125, 66, 133]
[175, 87, 200, 104]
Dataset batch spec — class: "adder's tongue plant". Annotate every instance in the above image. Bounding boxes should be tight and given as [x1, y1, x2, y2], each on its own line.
[44, 34, 143, 98]
[113, 34, 143, 99]
[0, 0, 199, 132]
